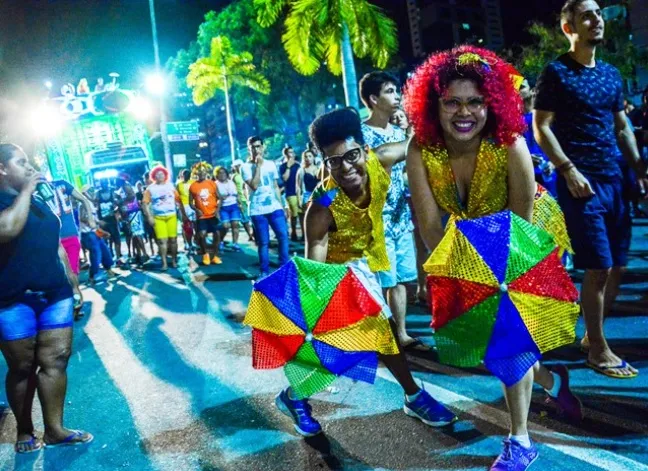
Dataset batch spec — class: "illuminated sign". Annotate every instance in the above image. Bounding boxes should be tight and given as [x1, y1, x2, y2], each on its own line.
[166, 121, 200, 141]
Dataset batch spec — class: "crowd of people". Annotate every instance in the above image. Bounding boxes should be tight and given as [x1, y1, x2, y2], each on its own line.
[0, 0, 646, 468]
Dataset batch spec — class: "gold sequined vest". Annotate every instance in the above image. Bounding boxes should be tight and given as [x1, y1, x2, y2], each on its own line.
[421, 140, 508, 220]
[421, 140, 572, 254]
[313, 152, 391, 272]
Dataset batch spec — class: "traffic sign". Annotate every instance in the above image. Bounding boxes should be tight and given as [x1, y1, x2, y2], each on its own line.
[166, 121, 200, 141]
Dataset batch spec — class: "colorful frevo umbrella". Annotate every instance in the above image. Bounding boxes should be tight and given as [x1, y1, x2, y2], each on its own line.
[244, 257, 398, 399]
[425, 210, 580, 386]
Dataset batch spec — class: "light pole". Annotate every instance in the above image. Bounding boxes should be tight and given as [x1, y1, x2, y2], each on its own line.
[148, 0, 173, 178]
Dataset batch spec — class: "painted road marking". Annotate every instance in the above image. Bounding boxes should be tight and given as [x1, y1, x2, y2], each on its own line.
[377, 369, 648, 471]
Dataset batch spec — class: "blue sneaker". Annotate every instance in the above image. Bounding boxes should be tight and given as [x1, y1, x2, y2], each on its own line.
[403, 388, 457, 427]
[275, 389, 322, 437]
[490, 439, 539, 471]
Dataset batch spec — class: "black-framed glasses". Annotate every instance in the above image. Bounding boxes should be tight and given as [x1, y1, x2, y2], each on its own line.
[324, 148, 362, 170]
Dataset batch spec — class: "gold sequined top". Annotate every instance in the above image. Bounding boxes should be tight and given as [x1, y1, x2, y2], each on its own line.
[422, 140, 508, 219]
[313, 151, 391, 272]
[422, 140, 573, 253]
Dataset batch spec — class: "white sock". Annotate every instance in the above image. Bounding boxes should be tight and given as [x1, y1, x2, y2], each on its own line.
[509, 433, 532, 448]
[544, 371, 561, 398]
[406, 389, 422, 402]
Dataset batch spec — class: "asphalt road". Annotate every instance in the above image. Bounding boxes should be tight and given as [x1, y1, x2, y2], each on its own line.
[0, 227, 646, 471]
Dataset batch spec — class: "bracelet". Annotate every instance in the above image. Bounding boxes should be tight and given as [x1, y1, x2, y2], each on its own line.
[556, 161, 575, 174]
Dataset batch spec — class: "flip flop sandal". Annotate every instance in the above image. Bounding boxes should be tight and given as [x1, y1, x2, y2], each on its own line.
[15, 434, 43, 454]
[402, 338, 432, 352]
[586, 360, 638, 379]
[45, 430, 94, 448]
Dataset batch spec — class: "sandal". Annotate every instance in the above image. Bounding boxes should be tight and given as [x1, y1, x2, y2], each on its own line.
[586, 360, 638, 379]
[15, 434, 43, 454]
[402, 338, 432, 352]
[45, 430, 94, 448]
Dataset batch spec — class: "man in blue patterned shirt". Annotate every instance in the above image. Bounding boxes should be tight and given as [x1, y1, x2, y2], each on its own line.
[534, 0, 646, 379]
[359, 72, 424, 351]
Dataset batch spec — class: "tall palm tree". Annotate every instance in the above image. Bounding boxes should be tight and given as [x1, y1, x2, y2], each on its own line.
[254, 0, 398, 109]
[187, 36, 271, 162]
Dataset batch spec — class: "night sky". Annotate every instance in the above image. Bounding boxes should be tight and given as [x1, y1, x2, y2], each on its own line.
[0, 0, 562, 101]
[0, 0, 230, 98]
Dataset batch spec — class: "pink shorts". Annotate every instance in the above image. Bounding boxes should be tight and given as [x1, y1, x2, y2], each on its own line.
[61, 236, 81, 275]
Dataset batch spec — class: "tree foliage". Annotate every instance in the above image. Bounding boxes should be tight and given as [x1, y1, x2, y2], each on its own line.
[169, 0, 344, 142]
[253, 0, 398, 77]
[186, 36, 270, 106]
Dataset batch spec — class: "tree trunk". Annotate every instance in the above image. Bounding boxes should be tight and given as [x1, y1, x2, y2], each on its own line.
[223, 74, 237, 163]
[340, 22, 359, 110]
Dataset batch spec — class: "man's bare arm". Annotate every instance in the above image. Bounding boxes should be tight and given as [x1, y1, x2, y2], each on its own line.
[304, 201, 332, 262]
[373, 139, 409, 173]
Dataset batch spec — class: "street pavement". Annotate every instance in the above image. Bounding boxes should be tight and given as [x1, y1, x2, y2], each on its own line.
[0, 226, 647, 471]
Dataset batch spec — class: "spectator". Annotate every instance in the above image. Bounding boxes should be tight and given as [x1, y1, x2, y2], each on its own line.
[80, 186, 116, 283]
[176, 169, 196, 254]
[534, 0, 646, 378]
[241, 136, 289, 279]
[520, 79, 557, 196]
[0, 143, 93, 452]
[76, 78, 90, 95]
[296, 149, 319, 210]
[94, 77, 105, 93]
[45, 178, 96, 315]
[120, 183, 148, 266]
[390, 108, 429, 307]
[359, 71, 423, 351]
[189, 163, 222, 266]
[142, 165, 187, 271]
[279, 146, 303, 241]
[138, 177, 156, 255]
[216, 167, 243, 252]
[390, 108, 413, 137]
[95, 179, 124, 266]
[232, 159, 255, 242]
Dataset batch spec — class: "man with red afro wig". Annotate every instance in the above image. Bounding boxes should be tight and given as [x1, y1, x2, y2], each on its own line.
[405, 45, 582, 471]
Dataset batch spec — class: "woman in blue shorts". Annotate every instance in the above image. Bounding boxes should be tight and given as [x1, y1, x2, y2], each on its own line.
[0, 144, 93, 453]
[216, 167, 243, 252]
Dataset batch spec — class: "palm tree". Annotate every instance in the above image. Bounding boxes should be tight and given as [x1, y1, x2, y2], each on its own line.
[254, 0, 398, 110]
[187, 36, 271, 162]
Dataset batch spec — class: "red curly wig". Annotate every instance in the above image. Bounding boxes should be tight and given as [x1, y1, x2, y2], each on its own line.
[149, 164, 169, 183]
[403, 45, 525, 148]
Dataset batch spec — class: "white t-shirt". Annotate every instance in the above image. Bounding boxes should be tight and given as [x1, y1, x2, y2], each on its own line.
[217, 179, 239, 207]
[241, 160, 283, 216]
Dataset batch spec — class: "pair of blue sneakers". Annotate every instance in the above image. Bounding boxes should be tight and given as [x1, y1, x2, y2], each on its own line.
[275, 386, 457, 437]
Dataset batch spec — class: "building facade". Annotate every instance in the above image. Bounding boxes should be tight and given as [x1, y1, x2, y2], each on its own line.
[405, 0, 505, 59]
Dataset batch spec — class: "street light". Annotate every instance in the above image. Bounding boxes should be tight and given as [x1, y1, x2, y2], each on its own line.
[30, 106, 63, 137]
[148, 0, 173, 178]
[44, 80, 53, 90]
[127, 96, 153, 121]
[145, 73, 166, 96]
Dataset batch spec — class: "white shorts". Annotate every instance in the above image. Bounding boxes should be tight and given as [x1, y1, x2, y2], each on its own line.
[347, 259, 392, 319]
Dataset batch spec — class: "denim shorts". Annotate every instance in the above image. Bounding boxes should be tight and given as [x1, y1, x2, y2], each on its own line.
[378, 230, 418, 288]
[220, 203, 242, 223]
[558, 176, 631, 270]
[0, 294, 74, 341]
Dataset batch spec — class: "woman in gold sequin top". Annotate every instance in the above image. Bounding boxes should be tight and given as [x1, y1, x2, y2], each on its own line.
[404, 46, 583, 470]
